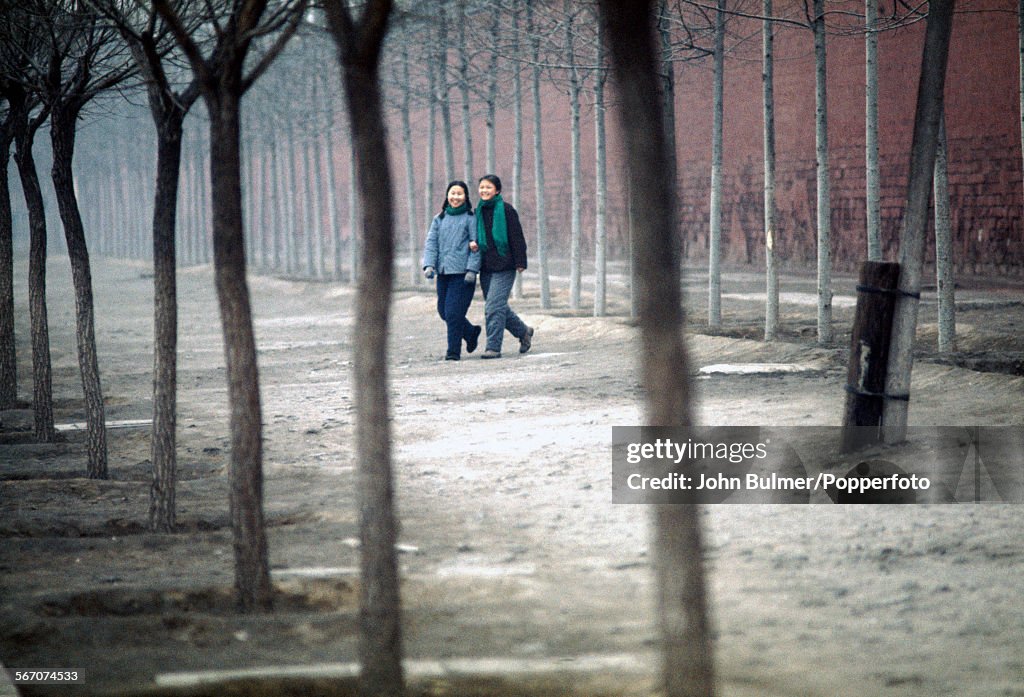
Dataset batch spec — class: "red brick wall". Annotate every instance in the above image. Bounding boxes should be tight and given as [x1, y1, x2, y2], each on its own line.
[671, 0, 1023, 275]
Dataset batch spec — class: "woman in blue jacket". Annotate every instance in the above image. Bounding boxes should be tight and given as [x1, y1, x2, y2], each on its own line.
[422, 180, 483, 360]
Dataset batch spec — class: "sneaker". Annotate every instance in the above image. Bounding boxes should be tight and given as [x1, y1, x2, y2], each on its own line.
[519, 326, 534, 354]
[445, 354, 460, 361]
[481, 349, 501, 359]
[466, 324, 482, 354]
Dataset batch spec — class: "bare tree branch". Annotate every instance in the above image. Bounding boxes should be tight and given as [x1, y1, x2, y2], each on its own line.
[241, 0, 308, 94]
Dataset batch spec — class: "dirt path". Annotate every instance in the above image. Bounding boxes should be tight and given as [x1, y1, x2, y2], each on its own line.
[1, 256, 1023, 696]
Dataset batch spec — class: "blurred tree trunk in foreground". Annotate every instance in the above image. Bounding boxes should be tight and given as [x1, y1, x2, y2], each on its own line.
[323, 2, 404, 696]
[597, 1, 715, 696]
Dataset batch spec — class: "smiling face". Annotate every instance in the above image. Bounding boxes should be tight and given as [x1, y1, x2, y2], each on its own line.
[478, 179, 498, 201]
[447, 184, 468, 208]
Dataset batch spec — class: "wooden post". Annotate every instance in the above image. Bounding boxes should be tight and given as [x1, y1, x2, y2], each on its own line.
[842, 261, 900, 451]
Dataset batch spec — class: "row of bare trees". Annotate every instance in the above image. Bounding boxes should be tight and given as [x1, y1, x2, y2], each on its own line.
[0, 1, 708, 691]
[1, 0, 960, 695]
[0, 2, 710, 695]
[60, 0, 983, 358]
[1, 0, 139, 478]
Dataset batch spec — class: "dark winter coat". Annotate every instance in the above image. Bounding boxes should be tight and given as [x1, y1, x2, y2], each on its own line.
[478, 203, 528, 273]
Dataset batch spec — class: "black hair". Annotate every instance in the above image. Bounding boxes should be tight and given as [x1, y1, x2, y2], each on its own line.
[478, 174, 502, 192]
[439, 180, 473, 218]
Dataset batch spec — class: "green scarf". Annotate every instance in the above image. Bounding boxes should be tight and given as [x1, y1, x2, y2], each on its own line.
[476, 194, 509, 257]
[444, 202, 469, 216]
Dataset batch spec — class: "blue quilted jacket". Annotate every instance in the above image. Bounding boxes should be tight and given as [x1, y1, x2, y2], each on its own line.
[422, 210, 481, 275]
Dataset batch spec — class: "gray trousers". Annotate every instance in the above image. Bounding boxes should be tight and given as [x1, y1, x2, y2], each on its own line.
[480, 269, 528, 353]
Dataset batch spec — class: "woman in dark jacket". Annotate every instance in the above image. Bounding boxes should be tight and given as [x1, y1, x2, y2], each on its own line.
[422, 180, 482, 360]
[470, 174, 533, 359]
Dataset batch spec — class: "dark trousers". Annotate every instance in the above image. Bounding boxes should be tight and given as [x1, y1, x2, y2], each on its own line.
[436, 273, 476, 357]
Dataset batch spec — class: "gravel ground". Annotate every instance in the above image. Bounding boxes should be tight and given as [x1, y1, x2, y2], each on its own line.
[1, 255, 1022, 696]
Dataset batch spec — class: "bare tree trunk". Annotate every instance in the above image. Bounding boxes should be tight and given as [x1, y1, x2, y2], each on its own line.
[628, 175, 637, 320]
[301, 136, 313, 276]
[122, 19, 202, 530]
[208, 94, 273, 611]
[763, 0, 780, 341]
[136, 160, 148, 260]
[323, 133, 344, 280]
[814, 0, 833, 345]
[182, 144, 194, 263]
[310, 137, 325, 279]
[253, 143, 264, 270]
[285, 123, 301, 275]
[934, 108, 955, 354]
[258, 138, 273, 271]
[271, 129, 286, 272]
[437, 16, 455, 180]
[280, 133, 295, 274]
[321, 72, 342, 280]
[327, 138, 344, 280]
[653, 503, 711, 697]
[457, 0, 473, 183]
[529, 3, 551, 308]
[94, 171, 108, 257]
[107, 169, 119, 258]
[109, 158, 122, 257]
[190, 137, 203, 267]
[299, 128, 315, 276]
[132, 163, 145, 258]
[0, 125, 16, 409]
[400, 41, 419, 286]
[50, 105, 108, 479]
[597, 3, 713, 697]
[194, 141, 205, 265]
[241, 139, 253, 265]
[324, 2, 403, 695]
[424, 63, 437, 236]
[97, 170, 108, 257]
[116, 163, 128, 257]
[248, 137, 264, 271]
[153, 0, 303, 609]
[881, 0, 955, 444]
[594, 26, 608, 318]
[567, 0, 582, 310]
[708, 0, 725, 329]
[1019, 0, 1024, 209]
[657, 0, 679, 261]
[866, 0, 882, 261]
[127, 161, 139, 257]
[117, 162, 130, 258]
[348, 129, 359, 283]
[118, 161, 128, 258]
[197, 144, 211, 265]
[486, 10, 499, 173]
[301, 137, 317, 277]
[183, 142, 198, 266]
[14, 115, 55, 442]
[511, 3, 524, 299]
[122, 160, 134, 257]
[149, 115, 186, 532]
[269, 133, 283, 271]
